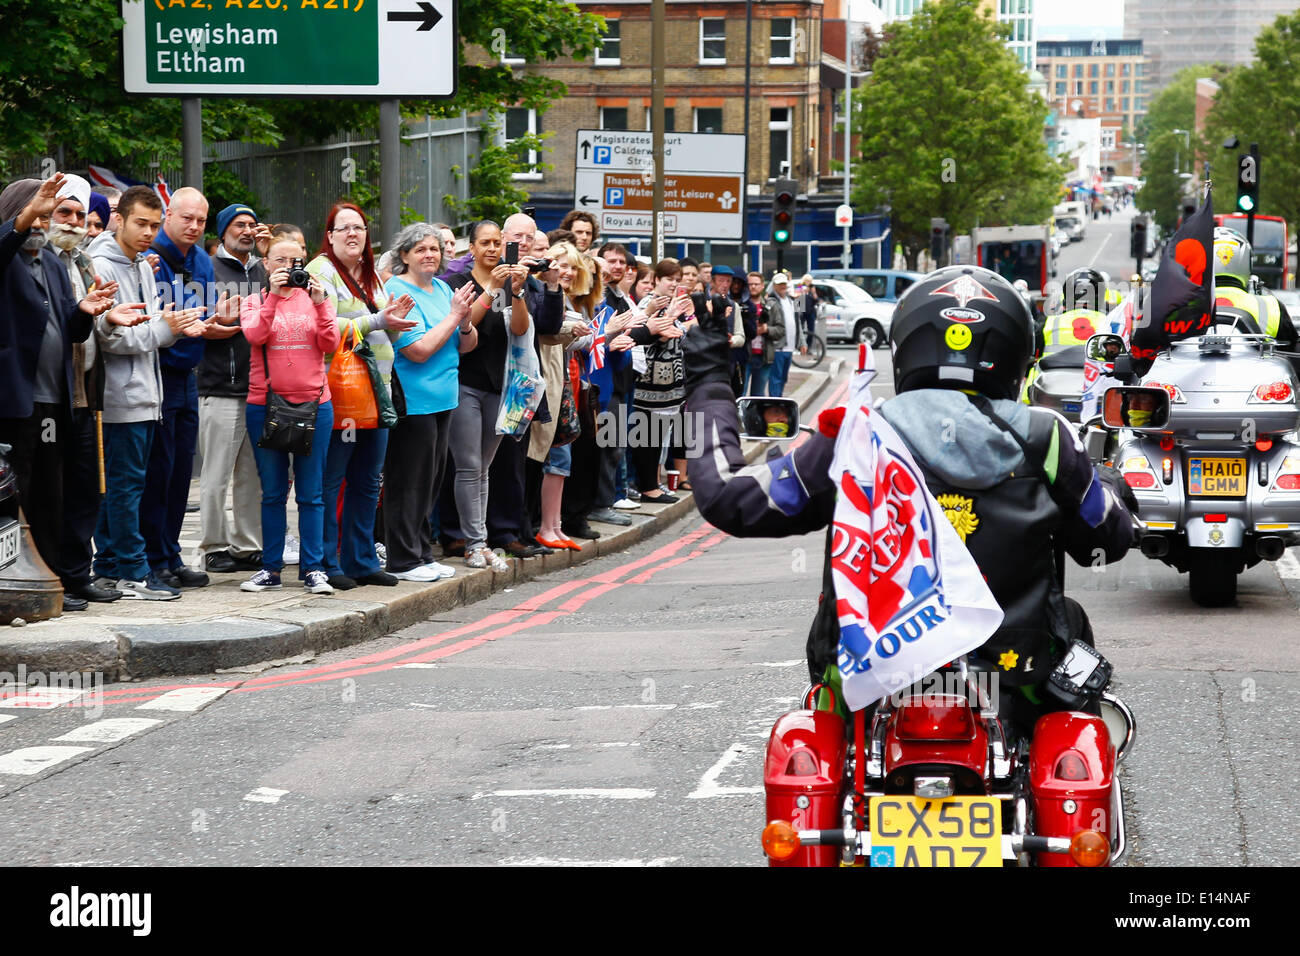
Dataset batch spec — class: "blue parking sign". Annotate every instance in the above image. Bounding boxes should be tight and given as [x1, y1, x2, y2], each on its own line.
[606, 187, 625, 207]
[594, 145, 612, 165]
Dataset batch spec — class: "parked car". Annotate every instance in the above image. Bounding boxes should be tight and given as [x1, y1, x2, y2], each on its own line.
[1055, 215, 1085, 243]
[807, 268, 924, 304]
[811, 278, 896, 347]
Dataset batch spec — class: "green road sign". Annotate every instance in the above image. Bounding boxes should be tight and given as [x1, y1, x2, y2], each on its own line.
[121, 0, 456, 96]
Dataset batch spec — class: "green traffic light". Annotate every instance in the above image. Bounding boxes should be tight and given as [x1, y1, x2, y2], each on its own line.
[774, 229, 790, 243]
[1238, 195, 1256, 212]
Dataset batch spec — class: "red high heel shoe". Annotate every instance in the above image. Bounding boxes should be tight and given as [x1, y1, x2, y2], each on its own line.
[536, 535, 581, 552]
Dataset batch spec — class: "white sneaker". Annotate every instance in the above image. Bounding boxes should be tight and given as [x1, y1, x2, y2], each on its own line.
[283, 534, 300, 565]
[304, 570, 334, 594]
[375, 542, 388, 568]
[118, 578, 181, 601]
[484, 549, 511, 573]
[421, 560, 457, 579]
[612, 498, 640, 511]
[390, 565, 443, 583]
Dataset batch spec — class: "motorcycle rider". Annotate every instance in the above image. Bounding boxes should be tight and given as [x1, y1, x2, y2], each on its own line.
[683, 266, 1139, 736]
[1211, 227, 1298, 351]
[1021, 268, 1110, 403]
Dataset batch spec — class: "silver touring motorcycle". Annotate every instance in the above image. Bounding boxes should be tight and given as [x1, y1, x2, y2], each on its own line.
[1085, 312, 1300, 606]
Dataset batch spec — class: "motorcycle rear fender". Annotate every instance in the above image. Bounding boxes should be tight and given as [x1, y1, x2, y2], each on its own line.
[764, 709, 847, 868]
[1029, 712, 1116, 867]
[1186, 515, 1244, 548]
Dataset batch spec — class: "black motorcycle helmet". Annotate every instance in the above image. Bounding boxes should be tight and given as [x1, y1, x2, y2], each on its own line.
[890, 266, 1035, 401]
[1064, 267, 1109, 313]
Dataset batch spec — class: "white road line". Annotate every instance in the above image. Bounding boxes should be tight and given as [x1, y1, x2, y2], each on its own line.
[576, 704, 677, 711]
[1276, 550, 1300, 580]
[1088, 232, 1113, 269]
[0, 687, 86, 709]
[499, 857, 678, 867]
[53, 718, 162, 743]
[0, 746, 94, 775]
[752, 660, 805, 668]
[473, 788, 656, 800]
[599, 741, 641, 747]
[397, 663, 440, 669]
[136, 687, 229, 712]
[244, 787, 289, 804]
[408, 703, 439, 708]
[532, 743, 571, 750]
[686, 702, 722, 709]
[0, 714, 17, 725]
[687, 743, 764, 798]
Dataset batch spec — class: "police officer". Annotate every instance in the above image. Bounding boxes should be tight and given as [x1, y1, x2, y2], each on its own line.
[682, 266, 1138, 737]
[1212, 227, 1297, 350]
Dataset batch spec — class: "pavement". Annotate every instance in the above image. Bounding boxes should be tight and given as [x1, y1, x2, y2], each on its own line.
[0, 365, 840, 682]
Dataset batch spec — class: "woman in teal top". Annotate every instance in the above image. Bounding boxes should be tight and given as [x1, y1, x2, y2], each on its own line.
[382, 223, 478, 581]
[307, 201, 416, 589]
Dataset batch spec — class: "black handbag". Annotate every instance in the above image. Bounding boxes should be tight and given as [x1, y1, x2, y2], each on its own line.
[257, 345, 323, 456]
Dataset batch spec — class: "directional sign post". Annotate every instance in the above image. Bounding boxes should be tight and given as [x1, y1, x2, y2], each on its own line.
[575, 130, 746, 240]
[122, 0, 457, 97]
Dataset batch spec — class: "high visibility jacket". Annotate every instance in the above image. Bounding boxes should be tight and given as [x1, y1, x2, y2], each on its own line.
[1042, 309, 1106, 348]
[1214, 283, 1281, 338]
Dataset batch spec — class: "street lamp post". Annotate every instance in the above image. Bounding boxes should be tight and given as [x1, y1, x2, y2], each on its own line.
[1171, 127, 1190, 176]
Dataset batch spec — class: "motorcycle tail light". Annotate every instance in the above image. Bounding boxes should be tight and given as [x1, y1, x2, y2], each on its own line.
[1250, 381, 1294, 403]
[897, 697, 976, 741]
[1204, 514, 1227, 523]
[784, 750, 819, 777]
[1054, 751, 1090, 781]
[1256, 439, 1274, 452]
[1159, 436, 1175, 452]
[1275, 474, 1300, 490]
[761, 821, 801, 861]
[1147, 382, 1186, 403]
[1161, 458, 1173, 483]
[1123, 472, 1157, 489]
[1069, 829, 1110, 867]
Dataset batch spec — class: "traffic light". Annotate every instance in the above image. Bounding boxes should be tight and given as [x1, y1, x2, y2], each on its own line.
[1130, 217, 1147, 259]
[930, 217, 949, 265]
[771, 179, 797, 245]
[1237, 152, 1259, 213]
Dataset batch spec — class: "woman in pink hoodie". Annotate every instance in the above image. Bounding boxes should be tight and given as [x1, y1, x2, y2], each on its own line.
[238, 237, 341, 594]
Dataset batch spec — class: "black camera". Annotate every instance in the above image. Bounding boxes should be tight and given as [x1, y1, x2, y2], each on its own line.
[528, 258, 553, 274]
[286, 258, 311, 290]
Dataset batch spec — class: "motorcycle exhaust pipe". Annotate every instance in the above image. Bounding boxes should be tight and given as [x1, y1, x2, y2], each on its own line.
[1140, 535, 1170, 558]
[1256, 536, 1285, 561]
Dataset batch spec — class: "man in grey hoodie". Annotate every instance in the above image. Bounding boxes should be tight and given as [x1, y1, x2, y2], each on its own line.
[88, 185, 205, 601]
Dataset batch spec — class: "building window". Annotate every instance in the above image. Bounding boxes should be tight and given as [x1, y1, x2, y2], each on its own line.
[1121, 97, 1129, 110]
[503, 108, 540, 179]
[600, 107, 628, 131]
[1056, 82, 1067, 95]
[1105, 98, 1115, 111]
[1056, 64, 1067, 78]
[595, 21, 621, 65]
[770, 17, 794, 63]
[1122, 80, 1129, 93]
[700, 18, 726, 64]
[769, 107, 792, 179]
[1121, 63, 1130, 76]
[1101, 129, 1116, 149]
[1090, 81, 1098, 94]
[1106, 80, 1114, 92]
[645, 107, 676, 132]
[694, 107, 723, 133]
[1074, 81, 1083, 95]
[1074, 64, 1082, 77]
[1135, 63, 1143, 75]
[1134, 80, 1143, 93]
[1089, 63, 1098, 77]
[1105, 63, 1115, 76]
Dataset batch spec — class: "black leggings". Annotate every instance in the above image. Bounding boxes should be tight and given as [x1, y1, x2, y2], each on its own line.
[629, 409, 684, 493]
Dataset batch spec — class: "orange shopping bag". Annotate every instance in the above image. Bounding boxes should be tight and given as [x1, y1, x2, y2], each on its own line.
[327, 322, 379, 429]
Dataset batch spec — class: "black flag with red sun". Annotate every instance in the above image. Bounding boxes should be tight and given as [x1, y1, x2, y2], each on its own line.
[1131, 185, 1214, 361]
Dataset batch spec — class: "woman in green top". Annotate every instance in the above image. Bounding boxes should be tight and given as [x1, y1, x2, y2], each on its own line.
[307, 201, 416, 590]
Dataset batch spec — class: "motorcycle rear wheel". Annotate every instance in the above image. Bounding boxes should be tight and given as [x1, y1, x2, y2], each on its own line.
[1187, 553, 1238, 607]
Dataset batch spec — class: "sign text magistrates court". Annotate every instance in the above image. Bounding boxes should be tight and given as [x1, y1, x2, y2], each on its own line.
[121, 0, 455, 96]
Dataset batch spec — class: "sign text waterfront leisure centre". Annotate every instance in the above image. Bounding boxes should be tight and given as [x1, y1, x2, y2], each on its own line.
[121, 0, 455, 97]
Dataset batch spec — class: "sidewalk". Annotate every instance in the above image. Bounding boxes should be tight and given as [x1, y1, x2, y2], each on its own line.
[0, 366, 838, 680]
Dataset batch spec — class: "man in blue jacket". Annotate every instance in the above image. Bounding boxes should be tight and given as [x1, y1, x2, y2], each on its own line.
[0, 174, 124, 612]
[145, 186, 221, 589]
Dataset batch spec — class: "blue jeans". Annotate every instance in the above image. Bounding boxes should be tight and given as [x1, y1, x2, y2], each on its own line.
[143, 367, 198, 572]
[322, 425, 388, 577]
[246, 401, 334, 577]
[744, 355, 771, 396]
[94, 421, 156, 583]
[769, 351, 794, 397]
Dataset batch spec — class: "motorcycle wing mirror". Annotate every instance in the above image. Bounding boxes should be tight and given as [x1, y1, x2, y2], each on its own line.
[1102, 386, 1170, 430]
[1086, 333, 1127, 363]
[737, 397, 801, 441]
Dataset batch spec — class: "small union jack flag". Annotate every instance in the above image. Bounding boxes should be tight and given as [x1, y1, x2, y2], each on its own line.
[587, 311, 607, 374]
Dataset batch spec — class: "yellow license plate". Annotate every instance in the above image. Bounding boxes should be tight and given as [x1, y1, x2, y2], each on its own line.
[868, 797, 1002, 867]
[1188, 457, 1246, 497]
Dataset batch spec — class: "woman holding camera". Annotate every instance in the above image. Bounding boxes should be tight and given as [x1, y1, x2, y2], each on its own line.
[307, 202, 417, 590]
[382, 223, 478, 582]
[239, 236, 341, 594]
[442, 220, 531, 571]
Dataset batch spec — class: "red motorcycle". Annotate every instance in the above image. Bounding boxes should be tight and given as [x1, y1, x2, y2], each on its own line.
[760, 649, 1135, 867]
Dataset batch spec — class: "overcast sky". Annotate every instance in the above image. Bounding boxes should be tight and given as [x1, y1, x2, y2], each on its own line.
[856, 1, 1128, 39]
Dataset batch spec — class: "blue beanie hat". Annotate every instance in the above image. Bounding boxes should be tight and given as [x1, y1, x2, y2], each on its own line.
[216, 203, 257, 241]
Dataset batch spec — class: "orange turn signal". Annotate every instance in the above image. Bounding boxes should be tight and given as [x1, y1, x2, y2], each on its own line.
[1069, 828, 1110, 867]
[762, 821, 802, 861]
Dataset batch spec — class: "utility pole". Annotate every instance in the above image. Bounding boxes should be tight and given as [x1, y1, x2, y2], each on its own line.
[652, 0, 665, 261]
[181, 97, 202, 190]
[841, 7, 853, 269]
[741, 0, 754, 270]
[380, 99, 401, 243]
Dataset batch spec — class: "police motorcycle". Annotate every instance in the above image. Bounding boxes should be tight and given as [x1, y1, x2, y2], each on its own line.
[1081, 311, 1300, 607]
[735, 397, 1137, 868]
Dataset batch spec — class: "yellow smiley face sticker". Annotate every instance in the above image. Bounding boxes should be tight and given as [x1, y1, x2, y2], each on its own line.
[945, 323, 973, 350]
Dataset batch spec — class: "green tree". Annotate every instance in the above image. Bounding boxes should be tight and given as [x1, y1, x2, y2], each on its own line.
[1202, 11, 1300, 229]
[1134, 64, 1221, 235]
[850, 0, 1064, 269]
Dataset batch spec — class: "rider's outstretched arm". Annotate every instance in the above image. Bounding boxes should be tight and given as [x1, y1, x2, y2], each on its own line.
[1042, 413, 1138, 565]
[682, 308, 836, 537]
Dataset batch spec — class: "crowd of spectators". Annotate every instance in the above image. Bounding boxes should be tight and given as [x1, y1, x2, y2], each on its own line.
[0, 174, 807, 615]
